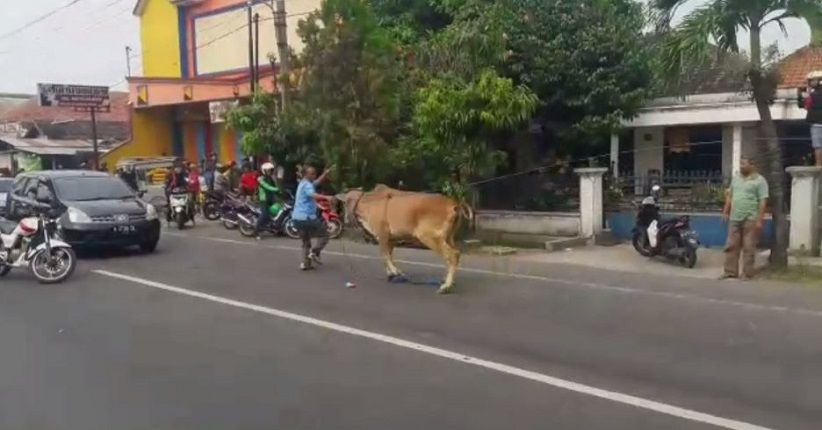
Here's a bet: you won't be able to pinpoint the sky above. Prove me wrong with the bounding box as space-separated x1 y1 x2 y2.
0 0 814 94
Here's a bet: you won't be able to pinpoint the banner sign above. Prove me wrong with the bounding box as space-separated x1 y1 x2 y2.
37 83 110 109
209 100 238 123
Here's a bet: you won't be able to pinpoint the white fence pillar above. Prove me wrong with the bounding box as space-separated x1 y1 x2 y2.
732 123 742 175
575 167 608 238
786 166 822 256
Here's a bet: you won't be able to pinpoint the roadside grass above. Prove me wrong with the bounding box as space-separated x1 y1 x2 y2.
764 265 822 286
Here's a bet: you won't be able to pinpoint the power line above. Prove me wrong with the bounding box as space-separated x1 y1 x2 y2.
0 0 85 42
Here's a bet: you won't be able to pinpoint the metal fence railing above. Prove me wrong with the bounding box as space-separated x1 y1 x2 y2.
605 170 729 213
473 170 580 212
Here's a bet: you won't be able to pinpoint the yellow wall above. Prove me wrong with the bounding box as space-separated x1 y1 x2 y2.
140 0 181 77
102 107 174 170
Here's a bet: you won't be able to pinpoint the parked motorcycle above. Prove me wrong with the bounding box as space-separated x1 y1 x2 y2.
237 202 298 239
632 185 699 268
217 194 252 230
201 190 226 221
0 201 76 284
168 188 196 229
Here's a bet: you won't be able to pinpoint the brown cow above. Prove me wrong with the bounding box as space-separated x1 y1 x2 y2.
338 185 472 294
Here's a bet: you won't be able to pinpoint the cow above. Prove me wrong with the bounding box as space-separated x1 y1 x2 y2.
338 185 473 294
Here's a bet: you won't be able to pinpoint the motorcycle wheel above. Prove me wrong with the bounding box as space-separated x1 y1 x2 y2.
681 248 698 268
326 219 343 239
632 231 654 257
222 216 239 230
239 219 258 237
176 212 187 230
203 201 221 221
30 247 76 284
284 217 301 240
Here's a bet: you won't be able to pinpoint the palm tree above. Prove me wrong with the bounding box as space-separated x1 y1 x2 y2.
654 0 822 268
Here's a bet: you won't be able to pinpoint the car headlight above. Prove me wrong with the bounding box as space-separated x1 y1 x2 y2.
67 207 92 223
145 203 158 220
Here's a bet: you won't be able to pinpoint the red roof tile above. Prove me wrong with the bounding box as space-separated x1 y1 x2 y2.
778 45 822 89
0 91 129 123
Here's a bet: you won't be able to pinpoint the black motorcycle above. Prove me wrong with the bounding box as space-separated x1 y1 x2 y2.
217 194 249 230
632 185 699 268
202 190 228 221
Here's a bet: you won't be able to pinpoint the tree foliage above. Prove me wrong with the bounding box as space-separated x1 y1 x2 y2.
393 70 538 195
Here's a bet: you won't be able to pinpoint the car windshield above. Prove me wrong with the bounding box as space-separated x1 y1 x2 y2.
54 177 135 201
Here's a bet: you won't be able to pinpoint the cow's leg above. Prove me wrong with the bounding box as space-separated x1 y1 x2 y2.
439 240 460 294
415 233 457 294
378 235 403 278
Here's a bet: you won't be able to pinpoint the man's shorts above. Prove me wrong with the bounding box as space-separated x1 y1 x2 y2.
812 124 822 150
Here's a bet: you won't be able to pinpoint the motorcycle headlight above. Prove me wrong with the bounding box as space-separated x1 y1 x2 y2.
67 207 92 223
145 203 158 220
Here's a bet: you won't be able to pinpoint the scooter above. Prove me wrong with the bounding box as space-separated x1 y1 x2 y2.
0 202 76 284
168 187 196 229
631 185 699 268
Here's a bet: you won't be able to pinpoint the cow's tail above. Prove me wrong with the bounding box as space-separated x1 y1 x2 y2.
458 202 475 233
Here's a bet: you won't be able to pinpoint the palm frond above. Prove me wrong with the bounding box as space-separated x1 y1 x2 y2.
658 2 745 80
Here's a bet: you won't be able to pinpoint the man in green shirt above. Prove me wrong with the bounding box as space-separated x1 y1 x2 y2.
721 157 769 280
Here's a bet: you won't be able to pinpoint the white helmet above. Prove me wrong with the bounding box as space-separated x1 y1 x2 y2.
261 162 275 173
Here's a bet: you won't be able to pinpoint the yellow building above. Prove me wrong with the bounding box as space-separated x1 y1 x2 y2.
105 0 319 168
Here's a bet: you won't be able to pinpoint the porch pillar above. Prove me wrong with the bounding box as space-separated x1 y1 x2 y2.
609 133 619 178
575 167 608 238
786 166 822 256
732 123 742 175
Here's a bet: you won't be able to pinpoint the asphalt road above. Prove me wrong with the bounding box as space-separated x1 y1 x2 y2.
2 223 822 430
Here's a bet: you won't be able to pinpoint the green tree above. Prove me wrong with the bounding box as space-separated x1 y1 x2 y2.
393 70 538 198
654 0 822 268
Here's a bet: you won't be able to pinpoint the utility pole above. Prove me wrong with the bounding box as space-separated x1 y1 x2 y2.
254 13 260 90
273 0 289 108
125 46 132 77
246 0 256 93
90 107 99 170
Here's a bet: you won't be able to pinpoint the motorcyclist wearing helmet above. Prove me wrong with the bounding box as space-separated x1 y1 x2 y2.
164 159 190 222
255 162 284 238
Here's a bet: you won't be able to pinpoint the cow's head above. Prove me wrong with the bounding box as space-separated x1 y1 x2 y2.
336 189 364 227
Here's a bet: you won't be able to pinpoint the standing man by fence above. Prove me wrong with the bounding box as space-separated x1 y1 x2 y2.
799 71 822 167
720 157 769 280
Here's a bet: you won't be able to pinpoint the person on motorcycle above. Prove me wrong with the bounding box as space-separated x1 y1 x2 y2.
255 162 284 239
164 159 190 222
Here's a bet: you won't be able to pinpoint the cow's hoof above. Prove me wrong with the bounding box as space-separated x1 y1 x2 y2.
388 273 408 283
437 285 453 295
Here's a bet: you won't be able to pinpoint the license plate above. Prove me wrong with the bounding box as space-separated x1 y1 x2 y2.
113 225 136 234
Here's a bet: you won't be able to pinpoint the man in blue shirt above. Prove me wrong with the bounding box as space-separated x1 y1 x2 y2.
292 164 334 270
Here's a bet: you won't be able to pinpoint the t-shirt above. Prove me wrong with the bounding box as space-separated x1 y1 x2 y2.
730 173 769 222
292 179 317 221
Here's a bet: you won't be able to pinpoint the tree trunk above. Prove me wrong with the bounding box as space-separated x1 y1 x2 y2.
750 26 789 268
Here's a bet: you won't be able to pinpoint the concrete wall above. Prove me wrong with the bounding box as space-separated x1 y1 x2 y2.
606 211 775 248
139 0 182 78
476 210 580 237
633 127 664 176
102 107 174 170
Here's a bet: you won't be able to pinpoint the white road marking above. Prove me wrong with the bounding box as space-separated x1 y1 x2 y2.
94 269 771 430
164 232 822 318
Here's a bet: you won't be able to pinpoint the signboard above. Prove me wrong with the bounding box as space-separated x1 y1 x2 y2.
209 100 238 123
37 83 110 109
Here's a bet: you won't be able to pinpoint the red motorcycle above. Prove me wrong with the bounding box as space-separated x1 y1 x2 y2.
318 200 343 239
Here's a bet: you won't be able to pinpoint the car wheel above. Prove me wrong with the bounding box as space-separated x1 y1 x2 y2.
139 240 158 253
